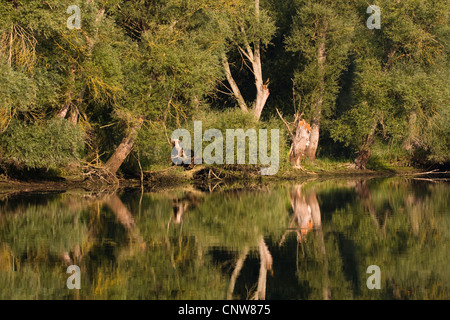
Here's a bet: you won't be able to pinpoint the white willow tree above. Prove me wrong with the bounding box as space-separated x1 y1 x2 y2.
285 0 356 161
216 0 276 120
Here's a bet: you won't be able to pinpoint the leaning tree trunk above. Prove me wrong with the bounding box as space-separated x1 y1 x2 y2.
104 119 143 175
354 122 377 169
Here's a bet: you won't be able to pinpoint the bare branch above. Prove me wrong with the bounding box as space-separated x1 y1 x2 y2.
276 108 294 139
237 45 252 61
239 26 255 63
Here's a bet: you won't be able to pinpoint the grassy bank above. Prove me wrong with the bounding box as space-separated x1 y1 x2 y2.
0 157 426 195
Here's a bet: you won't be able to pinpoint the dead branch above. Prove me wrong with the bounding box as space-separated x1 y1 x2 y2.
275 108 294 139
401 169 447 176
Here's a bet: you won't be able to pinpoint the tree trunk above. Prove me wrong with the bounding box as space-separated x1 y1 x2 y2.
252 36 269 121
305 119 320 160
68 85 87 125
222 52 248 112
68 106 79 125
289 118 311 168
253 75 270 121
405 194 421 237
354 122 377 169
56 67 76 119
56 103 70 119
354 145 372 170
104 119 143 175
221 0 269 121
305 34 326 160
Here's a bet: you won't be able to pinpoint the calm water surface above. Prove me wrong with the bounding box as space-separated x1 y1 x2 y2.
0 177 448 299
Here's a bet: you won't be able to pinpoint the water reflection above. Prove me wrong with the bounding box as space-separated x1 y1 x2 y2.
280 185 322 243
0 177 448 299
170 191 204 225
279 185 330 300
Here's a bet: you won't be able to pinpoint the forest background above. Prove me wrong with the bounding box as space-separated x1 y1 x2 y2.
0 0 448 183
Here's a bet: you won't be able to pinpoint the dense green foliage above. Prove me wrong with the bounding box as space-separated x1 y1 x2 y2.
1 119 85 168
0 0 448 178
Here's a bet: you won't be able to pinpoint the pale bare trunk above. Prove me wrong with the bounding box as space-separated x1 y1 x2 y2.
290 185 309 232
222 52 248 112
253 74 270 121
290 186 330 299
289 117 311 168
56 103 70 119
305 120 320 160
290 185 315 240
252 38 269 121
221 0 269 121
306 190 321 231
172 199 189 224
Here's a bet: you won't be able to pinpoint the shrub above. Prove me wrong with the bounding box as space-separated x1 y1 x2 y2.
135 108 288 170
0 119 85 169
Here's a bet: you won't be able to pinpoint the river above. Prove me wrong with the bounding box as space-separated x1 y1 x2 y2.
0 176 448 299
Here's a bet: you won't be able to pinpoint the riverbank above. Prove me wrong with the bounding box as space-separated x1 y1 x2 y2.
0 161 428 196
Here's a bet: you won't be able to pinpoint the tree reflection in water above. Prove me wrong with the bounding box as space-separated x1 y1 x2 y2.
0 177 448 299
278 185 330 300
